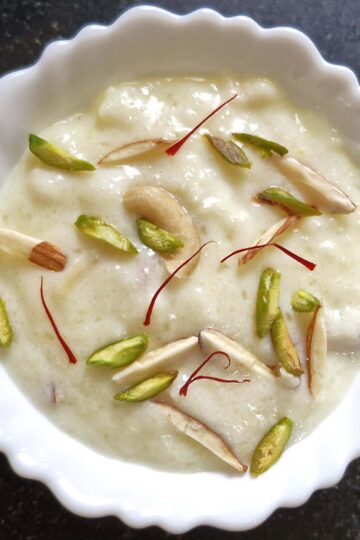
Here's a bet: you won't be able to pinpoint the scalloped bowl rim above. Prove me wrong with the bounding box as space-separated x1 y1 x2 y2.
0 6 360 533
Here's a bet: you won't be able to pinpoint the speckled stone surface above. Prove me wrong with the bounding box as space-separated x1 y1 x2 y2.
1 1 360 538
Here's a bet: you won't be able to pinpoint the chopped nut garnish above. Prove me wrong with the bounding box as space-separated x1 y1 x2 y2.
0 299 12 348
232 133 288 157
75 215 138 254
29 134 95 171
113 371 178 402
154 401 247 473
306 306 327 398
273 155 356 214
112 336 198 385
250 417 293 476
256 268 281 338
199 328 274 381
204 134 251 167
291 289 320 312
271 310 303 376
87 334 148 369
123 186 200 277
136 218 184 253
0 227 66 271
238 215 300 266
99 138 173 164
255 187 321 217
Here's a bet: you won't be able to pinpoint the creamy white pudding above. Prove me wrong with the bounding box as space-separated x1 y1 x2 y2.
0 76 359 472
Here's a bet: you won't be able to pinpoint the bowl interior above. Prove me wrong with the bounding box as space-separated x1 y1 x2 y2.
0 6 360 533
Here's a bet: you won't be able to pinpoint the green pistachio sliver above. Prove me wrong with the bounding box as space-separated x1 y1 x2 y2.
87 334 148 368
136 219 184 253
29 134 96 171
232 132 288 157
0 299 12 348
113 371 178 402
256 268 281 338
255 187 321 217
75 215 138 254
204 134 251 168
291 289 320 312
271 310 303 376
250 417 293 476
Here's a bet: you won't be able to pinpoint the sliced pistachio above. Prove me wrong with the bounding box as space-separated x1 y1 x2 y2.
250 417 293 476
123 186 200 277
239 215 300 266
306 306 327 398
256 268 281 338
29 134 95 171
154 401 247 473
273 155 356 214
255 187 321 217
271 310 303 376
87 334 148 368
204 134 251 167
199 328 274 381
75 215 137 254
112 336 198 385
114 371 177 402
232 133 288 157
291 289 320 312
0 299 12 348
99 138 173 164
136 218 184 253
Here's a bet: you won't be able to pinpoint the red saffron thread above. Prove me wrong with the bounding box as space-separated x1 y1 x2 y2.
165 94 238 156
179 350 250 397
143 241 214 326
220 242 316 271
40 276 77 364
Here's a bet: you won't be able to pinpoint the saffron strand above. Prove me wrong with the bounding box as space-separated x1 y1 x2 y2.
220 242 316 271
166 94 238 156
40 277 77 364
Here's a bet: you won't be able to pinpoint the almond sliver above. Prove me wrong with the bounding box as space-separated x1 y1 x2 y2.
239 215 300 266
307 306 327 398
0 228 66 271
154 401 247 473
112 336 198 386
99 138 173 164
273 155 356 214
199 328 274 381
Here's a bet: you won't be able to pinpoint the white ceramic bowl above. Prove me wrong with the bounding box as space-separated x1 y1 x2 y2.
1 6 360 533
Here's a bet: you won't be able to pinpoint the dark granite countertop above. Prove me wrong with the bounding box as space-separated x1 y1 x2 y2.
1 1 360 538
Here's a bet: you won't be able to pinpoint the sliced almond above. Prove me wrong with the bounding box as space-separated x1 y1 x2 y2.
273 155 356 214
199 328 274 381
199 328 297 389
123 186 200 277
154 401 247 473
238 215 300 266
0 228 66 271
306 306 327 399
112 335 198 386
99 138 173 164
